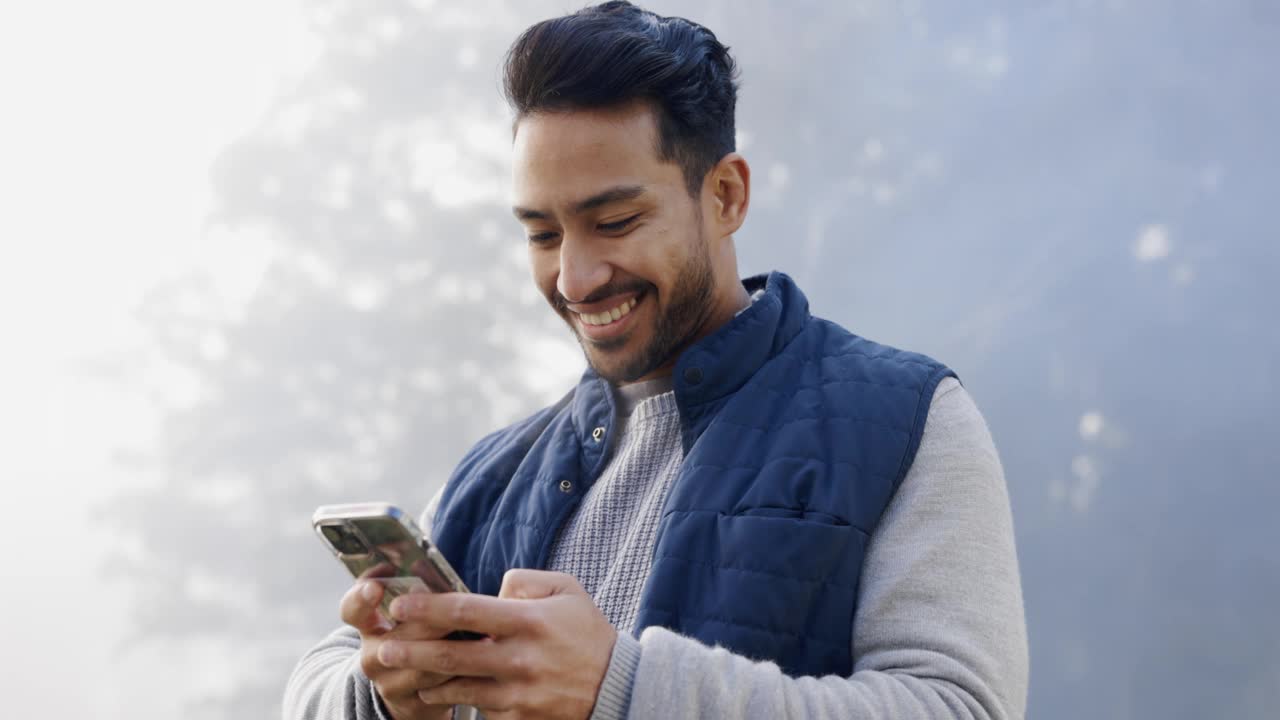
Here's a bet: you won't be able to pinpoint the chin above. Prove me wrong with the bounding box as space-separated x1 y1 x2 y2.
584 348 638 384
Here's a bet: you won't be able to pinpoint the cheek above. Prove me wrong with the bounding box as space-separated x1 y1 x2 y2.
529 247 559 299
651 229 695 288
621 225 670 276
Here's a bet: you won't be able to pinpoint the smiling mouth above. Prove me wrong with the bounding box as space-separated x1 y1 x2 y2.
576 295 640 326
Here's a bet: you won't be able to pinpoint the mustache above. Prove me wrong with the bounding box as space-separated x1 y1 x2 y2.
552 280 652 312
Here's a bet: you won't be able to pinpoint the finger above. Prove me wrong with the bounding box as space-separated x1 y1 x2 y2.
390 592 530 637
367 665 437 703
379 667 453 696
379 636 514 678
417 676 513 711
341 581 391 634
361 639 453 693
389 589 535 632
385 617 453 642
497 568 584 600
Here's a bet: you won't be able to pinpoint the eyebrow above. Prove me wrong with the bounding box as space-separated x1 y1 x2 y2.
512 184 647 221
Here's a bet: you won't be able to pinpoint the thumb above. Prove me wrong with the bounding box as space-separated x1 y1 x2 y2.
340 580 393 635
497 569 584 600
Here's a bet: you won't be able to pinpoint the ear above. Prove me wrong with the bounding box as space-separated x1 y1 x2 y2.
705 152 750 239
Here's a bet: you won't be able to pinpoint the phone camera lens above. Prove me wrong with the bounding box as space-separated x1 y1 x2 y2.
320 524 367 555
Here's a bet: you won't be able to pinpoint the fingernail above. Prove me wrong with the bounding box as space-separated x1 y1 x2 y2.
361 582 379 601
388 597 406 620
378 642 403 666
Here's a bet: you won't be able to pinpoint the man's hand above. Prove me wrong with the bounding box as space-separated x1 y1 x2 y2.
376 570 618 720
340 581 455 720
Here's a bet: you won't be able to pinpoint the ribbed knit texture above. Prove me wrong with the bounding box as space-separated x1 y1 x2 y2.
545 380 682 635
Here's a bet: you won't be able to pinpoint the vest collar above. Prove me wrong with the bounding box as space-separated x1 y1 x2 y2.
672 271 809 410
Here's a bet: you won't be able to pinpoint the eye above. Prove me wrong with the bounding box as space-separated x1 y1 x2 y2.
527 231 559 245
598 215 639 234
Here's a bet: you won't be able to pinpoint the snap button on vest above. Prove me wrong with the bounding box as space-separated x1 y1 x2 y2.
558 479 572 493
683 367 704 385
591 426 605 442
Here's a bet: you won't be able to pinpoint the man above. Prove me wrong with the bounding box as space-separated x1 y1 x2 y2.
284 2 1028 719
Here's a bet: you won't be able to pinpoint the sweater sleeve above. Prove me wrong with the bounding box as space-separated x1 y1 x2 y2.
613 377 1029 720
281 625 396 720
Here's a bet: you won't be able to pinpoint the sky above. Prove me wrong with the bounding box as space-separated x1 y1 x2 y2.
0 1 314 715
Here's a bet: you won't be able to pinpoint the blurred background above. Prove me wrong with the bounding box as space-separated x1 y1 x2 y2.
2 0 1277 717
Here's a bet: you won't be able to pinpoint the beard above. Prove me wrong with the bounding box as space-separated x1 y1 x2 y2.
553 239 717 385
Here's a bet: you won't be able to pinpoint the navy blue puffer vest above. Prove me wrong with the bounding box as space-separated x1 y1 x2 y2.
432 272 955 677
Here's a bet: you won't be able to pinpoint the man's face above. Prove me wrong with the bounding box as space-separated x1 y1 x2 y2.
512 103 716 384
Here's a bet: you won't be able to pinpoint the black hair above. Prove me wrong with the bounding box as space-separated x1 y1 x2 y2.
503 1 740 196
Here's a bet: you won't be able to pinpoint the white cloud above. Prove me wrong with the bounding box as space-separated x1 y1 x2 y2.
1079 411 1104 439
1134 224 1171 262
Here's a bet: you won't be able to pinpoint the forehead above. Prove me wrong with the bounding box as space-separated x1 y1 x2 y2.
511 104 679 209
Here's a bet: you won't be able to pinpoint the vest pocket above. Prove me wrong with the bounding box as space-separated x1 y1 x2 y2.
641 508 865 676
713 509 862 586
731 504 851 527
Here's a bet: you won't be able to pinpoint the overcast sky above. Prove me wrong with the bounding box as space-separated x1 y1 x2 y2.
0 2 312 715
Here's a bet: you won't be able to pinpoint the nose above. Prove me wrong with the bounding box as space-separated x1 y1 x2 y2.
556 232 612 304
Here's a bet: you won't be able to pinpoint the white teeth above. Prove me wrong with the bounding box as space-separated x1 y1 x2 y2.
580 297 638 326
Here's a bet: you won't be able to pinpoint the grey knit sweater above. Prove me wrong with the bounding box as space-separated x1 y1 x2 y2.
544 377 682 637
283 376 1029 720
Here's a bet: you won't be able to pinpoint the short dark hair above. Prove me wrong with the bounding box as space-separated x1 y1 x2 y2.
503 1 740 196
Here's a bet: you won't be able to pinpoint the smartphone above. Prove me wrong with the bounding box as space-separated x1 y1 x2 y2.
313 501 479 637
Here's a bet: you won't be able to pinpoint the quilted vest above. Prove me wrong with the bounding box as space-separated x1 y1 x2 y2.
431 271 955 677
